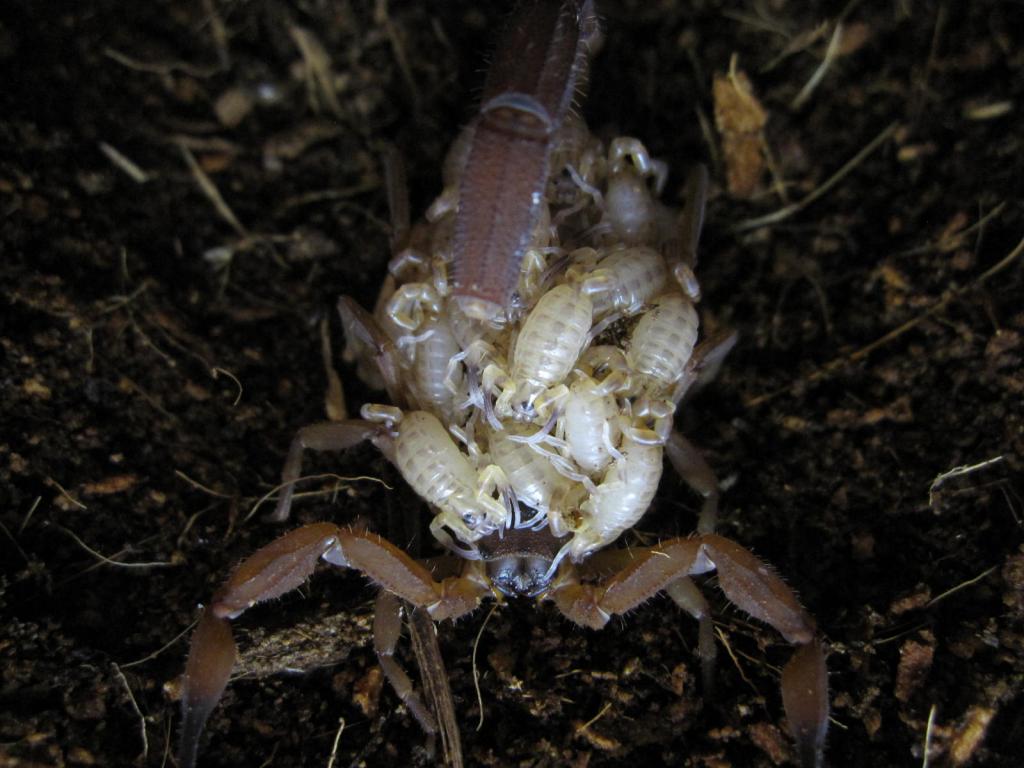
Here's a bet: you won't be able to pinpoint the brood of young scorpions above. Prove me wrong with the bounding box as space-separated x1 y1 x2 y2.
178 2 829 766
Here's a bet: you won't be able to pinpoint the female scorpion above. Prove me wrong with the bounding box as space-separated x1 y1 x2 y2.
178 3 829 766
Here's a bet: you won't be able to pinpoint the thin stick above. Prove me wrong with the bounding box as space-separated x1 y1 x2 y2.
244 474 391 523
121 620 198 669
210 366 244 406
289 26 343 118
926 566 998 609
112 663 149 763
928 456 1005 510
732 121 899 233
19 496 41 534
790 21 844 110
174 470 234 499
100 142 150 184
178 141 248 238
893 201 1006 257
472 604 498 732
103 47 220 78
408 606 463 768
324 718 346 768
575 701 612 733
376 0 419 112
747 232 1024 407
159 714 172 768
55 524 179 569
715 626 757 692
47 476 87 510
0 520 29 564
922 703 937 768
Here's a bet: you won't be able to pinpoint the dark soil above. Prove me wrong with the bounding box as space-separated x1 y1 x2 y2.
2 2 1022 767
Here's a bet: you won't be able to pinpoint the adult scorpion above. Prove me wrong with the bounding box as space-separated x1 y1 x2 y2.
178 2 829 765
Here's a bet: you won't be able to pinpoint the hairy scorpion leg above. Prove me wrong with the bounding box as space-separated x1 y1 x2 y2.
665 430 721 535
337 296 407 409
549 534 828 768
178 524 491 768
677 163 709 271
267 418 385 523
373 591 439 736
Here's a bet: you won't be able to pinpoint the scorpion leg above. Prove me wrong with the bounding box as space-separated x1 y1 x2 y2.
662 429 723 693
575 547 717 694
664 430 720 535
678 163 709 269
337 295 406 408
382 143 411 251
672 328 739 402
373 591 439 736
549 534 827 768
269 419 384 523
179 524 491 768
665 576 717 693
660 163 708 303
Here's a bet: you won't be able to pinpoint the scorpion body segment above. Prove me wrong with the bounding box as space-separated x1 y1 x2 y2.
562 375 621 474
627 292 700 387
391 410 506 539
511 283 593 389
588 244 671 316
571 434 663 560
180 4 829 767
410 315 463 418
488 425 571 519
452 0 600 322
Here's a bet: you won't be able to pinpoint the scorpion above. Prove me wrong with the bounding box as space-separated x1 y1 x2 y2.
178 2 829 766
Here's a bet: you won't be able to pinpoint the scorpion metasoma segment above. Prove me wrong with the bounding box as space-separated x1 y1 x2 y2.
178 2 829 766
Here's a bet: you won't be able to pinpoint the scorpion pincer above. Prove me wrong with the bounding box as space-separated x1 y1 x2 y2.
177 2 830 767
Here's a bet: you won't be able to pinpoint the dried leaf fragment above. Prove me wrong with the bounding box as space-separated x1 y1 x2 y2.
950 706 994 765
81 474 140 497
713 65 768 198
894 632 934 702
352 665 383 718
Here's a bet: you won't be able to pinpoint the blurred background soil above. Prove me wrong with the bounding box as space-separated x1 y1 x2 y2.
1 1 1022 766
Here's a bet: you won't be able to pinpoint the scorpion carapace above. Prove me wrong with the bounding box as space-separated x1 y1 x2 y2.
178 2 829 766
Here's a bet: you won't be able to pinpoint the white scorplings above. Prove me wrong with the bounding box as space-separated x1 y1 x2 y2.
349 127 713 567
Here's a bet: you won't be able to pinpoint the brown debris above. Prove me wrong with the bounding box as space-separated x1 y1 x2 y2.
747 721 790 765
889 588 932 617
712 65 768 198
950 706 995 766
352 665 383 718
1002 547 1024 616
214 86 254 128
80 474 139 497
894 632 935 702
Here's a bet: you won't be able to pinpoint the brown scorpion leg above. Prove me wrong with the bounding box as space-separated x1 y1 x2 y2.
672 328 739 402
578 546 717 693
665 576 718 693
678 163 709 269
178 524 491 768
372 588 466 767
549 534 828 768
665 430 721 535
373 591 439 737
268 419 385 523
337 296 407 409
